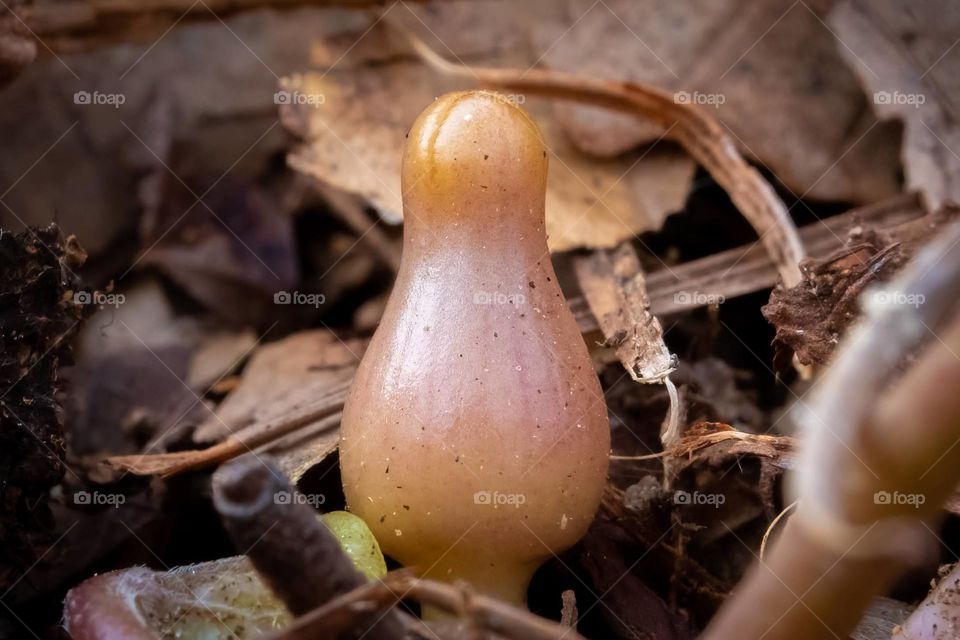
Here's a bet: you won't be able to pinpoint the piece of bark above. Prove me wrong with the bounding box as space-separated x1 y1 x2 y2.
0 224 85 592
763 204 959 368
637 192 926 319
193 330 361 443
560 590 578 628
574 242 676 383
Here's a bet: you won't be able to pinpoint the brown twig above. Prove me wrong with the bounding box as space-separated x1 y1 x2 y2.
212 453 408 639
388 574 589 640
267 571 587 640
104 379 349 476
390 19 805 288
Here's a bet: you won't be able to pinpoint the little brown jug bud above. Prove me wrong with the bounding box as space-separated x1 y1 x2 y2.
340 90 610 606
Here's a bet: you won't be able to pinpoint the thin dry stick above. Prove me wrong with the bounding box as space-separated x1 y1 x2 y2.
759 499 798 560
389 575 591 640
105 379 350 476
391 21 805 288
267 571 588 640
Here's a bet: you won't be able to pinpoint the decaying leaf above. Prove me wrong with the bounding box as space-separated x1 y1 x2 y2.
67 280 257 458
530 0 902 203
830 0 960 211
0 8 368 257
282 66 695 252
64 556 290 640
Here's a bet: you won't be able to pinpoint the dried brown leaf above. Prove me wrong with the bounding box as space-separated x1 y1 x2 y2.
282 64 695 252
530 0 902 203
830 0 960 210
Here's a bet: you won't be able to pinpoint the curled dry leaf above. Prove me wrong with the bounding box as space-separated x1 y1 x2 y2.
830 0 960 211
530 0 902 204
